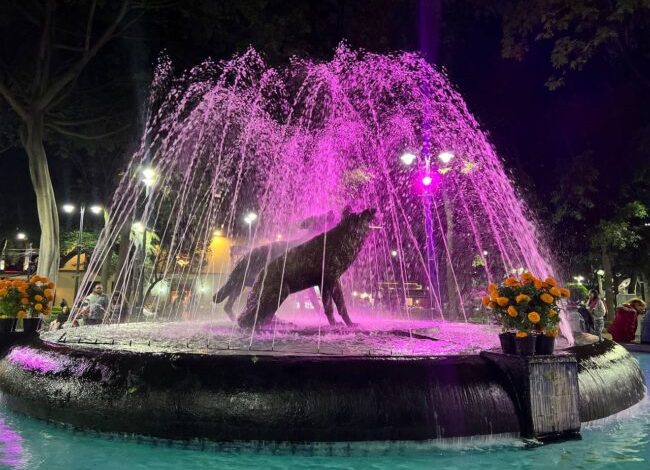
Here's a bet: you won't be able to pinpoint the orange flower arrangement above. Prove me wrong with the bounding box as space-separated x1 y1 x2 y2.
482 271 566 336
0 276 55 319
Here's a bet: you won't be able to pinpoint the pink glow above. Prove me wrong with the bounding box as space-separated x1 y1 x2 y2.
7 347 63 374
77 44 570 344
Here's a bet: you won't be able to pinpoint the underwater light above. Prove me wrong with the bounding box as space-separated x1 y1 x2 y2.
422 175 433 186
390 250 398 257
244 212 258 224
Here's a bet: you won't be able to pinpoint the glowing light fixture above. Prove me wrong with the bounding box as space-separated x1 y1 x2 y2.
90 205 103 215
62 204 75 214
390 250 398 257
422 175 433 186
400 152 417 165
437 151 455 164
16 232 27 241
596 269 605 276
573 275 585 284
244 212 258 225
141 167 157 188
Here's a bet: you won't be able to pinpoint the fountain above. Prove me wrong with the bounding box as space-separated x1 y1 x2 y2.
0 45 644 443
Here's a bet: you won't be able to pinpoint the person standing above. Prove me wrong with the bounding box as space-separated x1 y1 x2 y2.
80 283 109 325
587 289 606 341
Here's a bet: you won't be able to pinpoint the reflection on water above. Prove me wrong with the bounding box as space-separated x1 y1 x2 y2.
0 354 648 469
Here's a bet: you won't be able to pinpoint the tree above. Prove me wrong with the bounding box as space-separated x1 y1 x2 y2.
0 1 170 281
493 0 650 90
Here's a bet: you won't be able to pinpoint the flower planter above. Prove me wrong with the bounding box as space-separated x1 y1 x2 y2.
536 335 555 355
498 332 516 354
22 317 41 334
0 318 15 333
515 335 536 356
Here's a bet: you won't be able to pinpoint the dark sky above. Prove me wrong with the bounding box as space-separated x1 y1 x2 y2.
1 1 647 243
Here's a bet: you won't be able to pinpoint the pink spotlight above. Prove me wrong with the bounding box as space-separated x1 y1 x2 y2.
422 175 433 186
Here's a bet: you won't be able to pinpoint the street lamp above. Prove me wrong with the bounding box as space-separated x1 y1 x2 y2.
437 151 454 165
61 203 103 297
573 275 585 285
400 152 417 166
16 232 27 241
244 212 257 244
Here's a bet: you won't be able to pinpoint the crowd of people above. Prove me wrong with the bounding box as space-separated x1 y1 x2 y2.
577 289 647 343
49 283 130 330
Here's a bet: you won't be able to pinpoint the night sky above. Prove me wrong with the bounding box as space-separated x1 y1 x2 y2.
1 1 647 243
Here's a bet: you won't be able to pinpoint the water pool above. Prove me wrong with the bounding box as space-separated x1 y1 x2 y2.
1 354 648 470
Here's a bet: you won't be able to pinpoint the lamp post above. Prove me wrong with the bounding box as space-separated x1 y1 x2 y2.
596 269 605 295
61 204 103 297
244 212 257 245
138 167 157 314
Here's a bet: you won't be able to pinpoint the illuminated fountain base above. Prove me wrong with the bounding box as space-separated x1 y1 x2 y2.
0 321 644 443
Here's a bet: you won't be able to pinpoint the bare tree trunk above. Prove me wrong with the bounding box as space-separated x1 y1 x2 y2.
20 115 60 282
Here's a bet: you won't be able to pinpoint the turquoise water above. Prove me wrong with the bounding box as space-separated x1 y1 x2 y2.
1 355 649 470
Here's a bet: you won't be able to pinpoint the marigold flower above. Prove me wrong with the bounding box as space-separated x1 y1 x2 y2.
544 276 558 287
516 294 531 304
47 282 55 289
507 306 518 317
482 295 491 306
504 277 520 287
533 279 544 289
34 294 43 302
545 328 559 337
34 303 43 311
521 272 535 284
488 283 497 293
30 276 40 283
549 287 562 297
540 293 554 304
548 309 558 317
0 289 7 297
496 297 510 307
559 288 571 298
17 310 26 319
19 297 29 305
528 311 541 323
516 331 528 338
488 301 496 309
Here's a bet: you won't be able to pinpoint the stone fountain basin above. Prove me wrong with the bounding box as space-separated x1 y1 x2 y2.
0 321 644 442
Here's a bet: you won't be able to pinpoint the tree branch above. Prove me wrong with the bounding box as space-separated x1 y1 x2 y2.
0 81 29 121
53 43 86 52
46 122 130 140
85 0 97 51
37 0 131 110
33 0 55 96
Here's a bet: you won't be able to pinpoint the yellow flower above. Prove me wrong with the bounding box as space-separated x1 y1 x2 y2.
47 282 55 289
496 297 510 307
17 310 27 319
549 287 562 297
527 311 541 323
544 276 558 287
0 288 7 297
44 289 54 300
30 275 40 283
533 279 544 290
559 288 571 298
19 297 29 305
482 295 491 306
34 294 43 302
507 306 518 317
548 309 558 317
516 294 531 304
488 283 497 293
516 331 528 338
34 303 43 312
540 293 554 304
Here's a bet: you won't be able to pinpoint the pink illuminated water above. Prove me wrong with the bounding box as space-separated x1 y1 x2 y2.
77 45 571 347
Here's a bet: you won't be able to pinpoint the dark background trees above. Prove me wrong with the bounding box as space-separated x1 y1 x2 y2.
1 0 648 297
